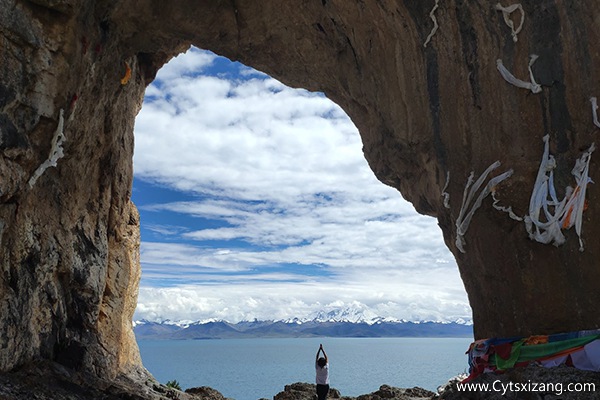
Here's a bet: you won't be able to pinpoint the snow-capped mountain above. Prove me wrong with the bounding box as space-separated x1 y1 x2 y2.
268 304 471 326
310 305 383 324
273 303 403 325
134 307 473 340
135 304 472 329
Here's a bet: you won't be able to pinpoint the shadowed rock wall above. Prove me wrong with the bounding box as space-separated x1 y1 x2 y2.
1 0 599 380
0 0 145 377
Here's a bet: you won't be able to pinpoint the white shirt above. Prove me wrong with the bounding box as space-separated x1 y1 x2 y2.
315 361 329 385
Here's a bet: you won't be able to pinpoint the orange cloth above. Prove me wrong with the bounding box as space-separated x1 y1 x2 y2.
524 335 549 345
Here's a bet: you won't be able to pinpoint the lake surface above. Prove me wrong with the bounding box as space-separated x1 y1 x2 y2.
137 337 472 400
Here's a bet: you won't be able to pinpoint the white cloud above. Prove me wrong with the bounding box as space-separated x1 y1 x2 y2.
134 67 365 202
135 277 470 324
133 47 470 323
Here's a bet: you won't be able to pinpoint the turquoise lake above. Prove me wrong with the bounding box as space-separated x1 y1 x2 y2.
137 337 472 400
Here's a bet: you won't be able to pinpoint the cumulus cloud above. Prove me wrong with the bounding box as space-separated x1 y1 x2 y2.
135 276 471 324
132 47 470 323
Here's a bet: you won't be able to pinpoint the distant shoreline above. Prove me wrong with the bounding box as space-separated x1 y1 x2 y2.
136 334 474 340
134 319 473 340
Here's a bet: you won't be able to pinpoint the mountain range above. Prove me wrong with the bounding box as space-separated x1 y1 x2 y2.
134 311 473 340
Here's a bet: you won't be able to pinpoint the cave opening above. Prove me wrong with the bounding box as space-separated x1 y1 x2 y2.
130 47 470 395
4 2 600 396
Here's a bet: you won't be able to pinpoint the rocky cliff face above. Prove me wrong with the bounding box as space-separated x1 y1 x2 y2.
0 0 146 377
1 0 599 381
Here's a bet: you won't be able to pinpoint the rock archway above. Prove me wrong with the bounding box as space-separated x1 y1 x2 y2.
1 0 599 381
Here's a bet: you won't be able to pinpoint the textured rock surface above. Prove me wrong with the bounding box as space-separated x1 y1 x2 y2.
1 0 600 387
273 382 342 400
0 0 146 378
185 386 232 400
272 382 434 400
436 365 600 399
0 360 205 400
354 385 435 400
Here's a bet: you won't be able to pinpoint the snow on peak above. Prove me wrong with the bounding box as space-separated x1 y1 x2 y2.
133 307 472 326
309 304 397 325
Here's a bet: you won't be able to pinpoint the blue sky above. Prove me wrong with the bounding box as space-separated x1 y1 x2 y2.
132 47 471 323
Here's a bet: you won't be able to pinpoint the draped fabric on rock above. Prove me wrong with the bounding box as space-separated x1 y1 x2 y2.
465 329 600 382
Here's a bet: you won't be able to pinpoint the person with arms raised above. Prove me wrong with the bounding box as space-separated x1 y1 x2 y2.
315 344 329 400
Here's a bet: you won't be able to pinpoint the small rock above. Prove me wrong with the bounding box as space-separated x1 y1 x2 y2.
185 386 229 400
356 384 434 400
273 382 341 400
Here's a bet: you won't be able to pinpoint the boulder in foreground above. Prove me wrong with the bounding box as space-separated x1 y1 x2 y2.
273 382 434 400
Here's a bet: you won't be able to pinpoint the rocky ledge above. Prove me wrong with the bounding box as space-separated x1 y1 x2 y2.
2 362 600 400
272 382 434 400
0 361 227 400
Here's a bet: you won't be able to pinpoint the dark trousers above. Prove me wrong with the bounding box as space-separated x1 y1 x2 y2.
316 384 329 400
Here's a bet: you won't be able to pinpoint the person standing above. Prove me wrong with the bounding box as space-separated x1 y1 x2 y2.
315 344 329 400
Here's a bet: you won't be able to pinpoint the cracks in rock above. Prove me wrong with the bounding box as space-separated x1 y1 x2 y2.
327 16 361 74
231 0 242 51
402 0 448 171
344 33 361 75
454 0 482 109
424 47 447 173
528 1 572 154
